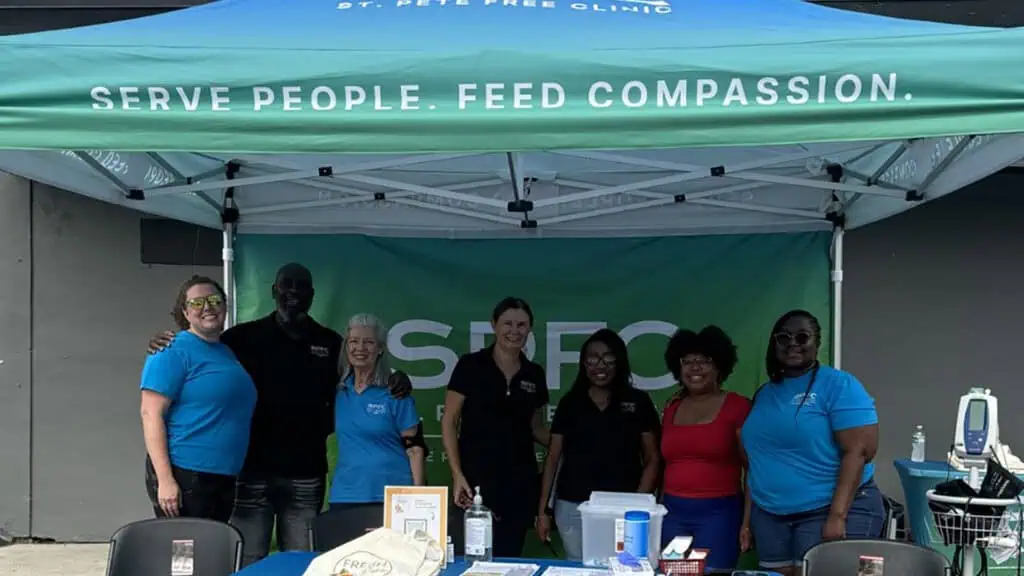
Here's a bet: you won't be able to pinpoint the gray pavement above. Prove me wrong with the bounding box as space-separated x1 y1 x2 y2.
0 543 109 576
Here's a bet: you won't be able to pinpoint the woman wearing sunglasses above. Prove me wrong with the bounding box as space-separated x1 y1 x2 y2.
139 275 257 522
535 329 660 561
740 310 883 576
659 326 750 570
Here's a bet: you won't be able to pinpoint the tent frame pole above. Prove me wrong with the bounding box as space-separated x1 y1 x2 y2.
831 225 845 369
221 162 240 329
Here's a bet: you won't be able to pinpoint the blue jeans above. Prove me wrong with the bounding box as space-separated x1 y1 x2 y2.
749 479 885 569
662 493 743 570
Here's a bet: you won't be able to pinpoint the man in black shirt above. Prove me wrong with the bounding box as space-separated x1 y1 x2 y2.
148 263 412 566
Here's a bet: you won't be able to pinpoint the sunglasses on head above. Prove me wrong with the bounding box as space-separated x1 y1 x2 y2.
185 294 224 310
585 354 617 367
773 331 814 347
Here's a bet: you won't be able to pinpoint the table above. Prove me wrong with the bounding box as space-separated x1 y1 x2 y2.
894 458 1024 572
234 554 581 576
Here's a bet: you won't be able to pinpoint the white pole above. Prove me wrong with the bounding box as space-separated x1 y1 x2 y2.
222 223 235 329
831 226 845 369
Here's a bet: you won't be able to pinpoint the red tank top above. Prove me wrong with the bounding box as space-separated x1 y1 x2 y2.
660 391 752 498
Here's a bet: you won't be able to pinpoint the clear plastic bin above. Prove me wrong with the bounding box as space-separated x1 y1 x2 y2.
577 491 668 567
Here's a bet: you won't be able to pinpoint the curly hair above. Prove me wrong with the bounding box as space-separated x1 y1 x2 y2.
171 275 226 331
663 325 739 383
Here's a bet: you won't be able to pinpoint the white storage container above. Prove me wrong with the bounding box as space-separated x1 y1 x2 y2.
577 491 667 568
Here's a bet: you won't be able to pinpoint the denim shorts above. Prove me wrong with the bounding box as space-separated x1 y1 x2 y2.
749 479 885 568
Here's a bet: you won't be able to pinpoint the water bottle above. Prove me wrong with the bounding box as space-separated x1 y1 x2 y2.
446 536 454 565
464 486 493 562
911 425 926 462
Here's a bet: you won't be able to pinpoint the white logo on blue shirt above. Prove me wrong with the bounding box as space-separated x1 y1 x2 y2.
791 392 818 407
366 403 386 415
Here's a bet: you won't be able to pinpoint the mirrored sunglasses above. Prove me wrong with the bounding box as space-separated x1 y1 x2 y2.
185 294 224 310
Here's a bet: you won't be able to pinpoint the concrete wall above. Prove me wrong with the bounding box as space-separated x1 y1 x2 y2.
844 171 1024 496
0 174 218 541
0 171 1021 539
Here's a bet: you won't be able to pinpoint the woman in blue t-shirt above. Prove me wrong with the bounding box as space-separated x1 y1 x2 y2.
739 310 883 576
139 275 257 522
328 314 424 517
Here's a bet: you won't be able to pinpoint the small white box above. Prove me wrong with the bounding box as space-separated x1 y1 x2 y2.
577 492 667 568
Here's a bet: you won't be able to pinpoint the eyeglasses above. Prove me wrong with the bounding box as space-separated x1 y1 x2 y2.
773 331 814 347
681 357 713 368
185 294 224 310
584 354 617 367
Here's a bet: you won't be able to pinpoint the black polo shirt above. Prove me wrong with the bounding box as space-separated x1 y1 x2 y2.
448 346 548 497
221 313 342 479
551 386 660 504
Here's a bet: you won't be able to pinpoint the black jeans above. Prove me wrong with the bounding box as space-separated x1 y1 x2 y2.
231 475 325 567
144 457 235 523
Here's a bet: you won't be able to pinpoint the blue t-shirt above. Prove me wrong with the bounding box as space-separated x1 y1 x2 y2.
740 365 877 515
140 331 257 476
329 376 420 504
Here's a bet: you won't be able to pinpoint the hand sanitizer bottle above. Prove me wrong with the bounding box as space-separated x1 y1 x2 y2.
911 425 926 462
464 486 493 562
446 536 454 565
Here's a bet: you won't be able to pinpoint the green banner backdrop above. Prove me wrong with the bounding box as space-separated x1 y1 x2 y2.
234 232 831 485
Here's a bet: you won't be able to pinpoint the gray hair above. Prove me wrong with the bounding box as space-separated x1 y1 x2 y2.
339 313 391 389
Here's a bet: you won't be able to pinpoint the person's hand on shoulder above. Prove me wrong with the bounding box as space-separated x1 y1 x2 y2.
388 370 413 399
147 330 177 355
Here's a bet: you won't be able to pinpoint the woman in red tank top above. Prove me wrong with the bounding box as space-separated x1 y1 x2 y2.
659 326 751 570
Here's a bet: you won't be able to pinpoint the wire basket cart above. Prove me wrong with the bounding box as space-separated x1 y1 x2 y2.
927 491 1024 575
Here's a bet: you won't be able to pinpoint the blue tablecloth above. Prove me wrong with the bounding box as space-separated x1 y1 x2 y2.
234 554 581 576
233 553 781 576
893 458 967 548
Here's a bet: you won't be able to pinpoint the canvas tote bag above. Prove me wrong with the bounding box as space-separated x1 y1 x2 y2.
303 528 444 576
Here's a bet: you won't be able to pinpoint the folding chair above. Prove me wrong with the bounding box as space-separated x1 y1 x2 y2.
106 517 243 576
803 538 948 576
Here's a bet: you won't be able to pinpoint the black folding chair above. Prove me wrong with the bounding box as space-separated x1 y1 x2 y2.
803 538 949 576
106 517 243 576
310 505 384 552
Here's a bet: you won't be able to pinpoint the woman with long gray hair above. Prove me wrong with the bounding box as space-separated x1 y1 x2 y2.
327 313 425 512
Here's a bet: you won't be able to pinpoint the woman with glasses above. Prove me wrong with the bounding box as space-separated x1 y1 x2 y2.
535 329 660 561
740 310 882 576
139 275 257 521
659 326 751 569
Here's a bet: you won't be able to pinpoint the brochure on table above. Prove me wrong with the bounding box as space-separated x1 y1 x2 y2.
383 485 449 560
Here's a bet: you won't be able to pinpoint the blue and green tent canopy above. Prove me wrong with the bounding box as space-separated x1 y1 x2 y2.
0 0 1021 236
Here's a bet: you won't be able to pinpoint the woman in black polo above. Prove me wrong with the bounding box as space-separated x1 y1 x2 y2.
441 297 550 557
535 329 661 561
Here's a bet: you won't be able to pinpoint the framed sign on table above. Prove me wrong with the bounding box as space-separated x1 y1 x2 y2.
383 486 450 561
